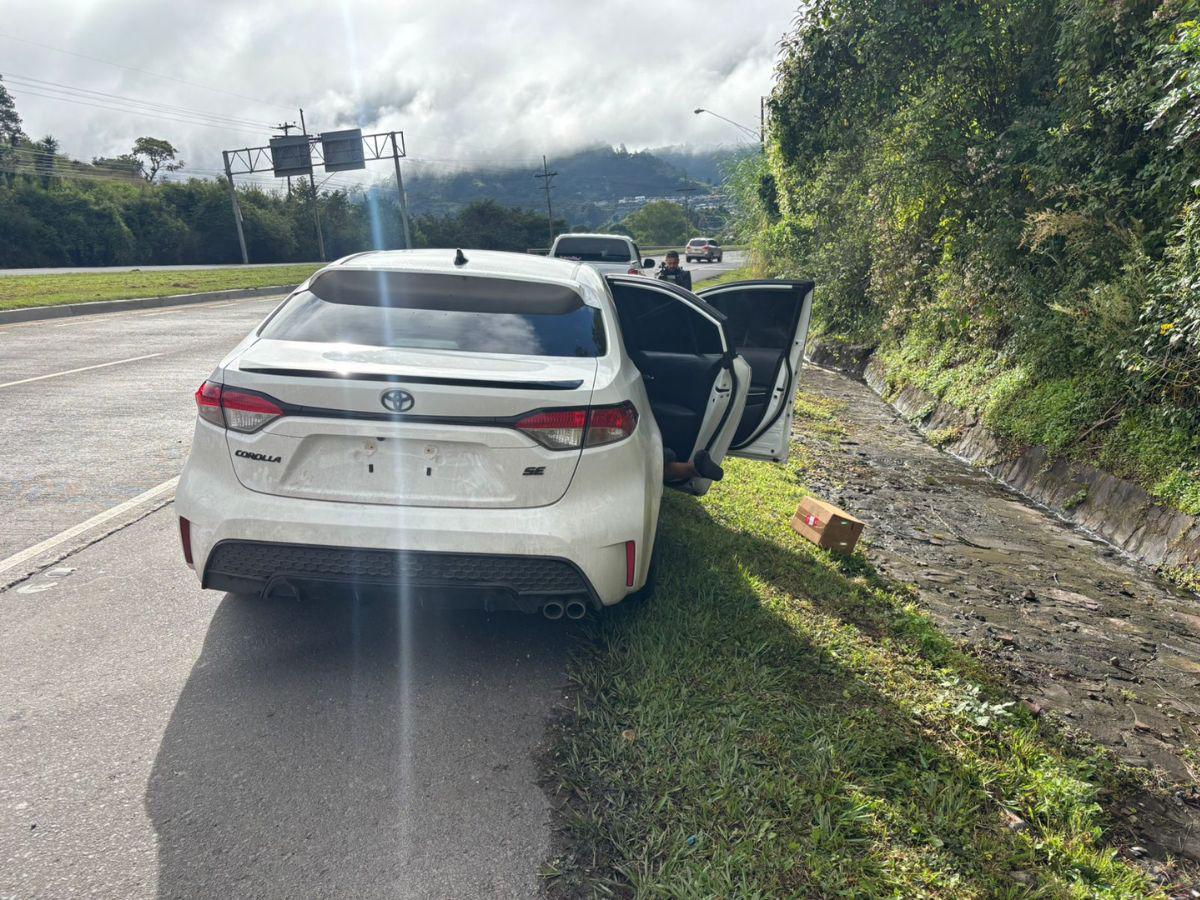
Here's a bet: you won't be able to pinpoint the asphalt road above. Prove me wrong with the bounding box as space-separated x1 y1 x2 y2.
0 253 743 898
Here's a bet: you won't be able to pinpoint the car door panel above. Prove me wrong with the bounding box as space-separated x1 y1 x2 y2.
696 280 815 462
636 350 727 460
605 275 750 495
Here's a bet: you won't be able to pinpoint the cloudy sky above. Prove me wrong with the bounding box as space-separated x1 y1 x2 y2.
0 1 790 188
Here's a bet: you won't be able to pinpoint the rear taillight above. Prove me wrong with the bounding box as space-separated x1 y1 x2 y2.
627 266 640 275
195 381 224 427
221 388 284 433
514 409 588 450
194 380 285 433
585 402 638 447
514 403 638 450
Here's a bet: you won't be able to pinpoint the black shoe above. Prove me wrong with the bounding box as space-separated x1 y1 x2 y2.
693 450 724 481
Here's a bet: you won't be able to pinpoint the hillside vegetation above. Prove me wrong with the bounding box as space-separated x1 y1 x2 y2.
0 77 726 268
739 0 1200 520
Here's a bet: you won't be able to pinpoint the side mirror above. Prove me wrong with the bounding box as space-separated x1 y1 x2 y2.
643 258 655 268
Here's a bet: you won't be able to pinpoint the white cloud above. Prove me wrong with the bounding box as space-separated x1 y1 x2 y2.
0 0 787 186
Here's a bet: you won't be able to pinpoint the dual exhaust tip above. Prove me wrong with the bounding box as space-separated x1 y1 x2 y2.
542 599 587 620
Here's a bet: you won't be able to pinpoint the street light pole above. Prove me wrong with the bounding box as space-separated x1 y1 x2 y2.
693 106 764 148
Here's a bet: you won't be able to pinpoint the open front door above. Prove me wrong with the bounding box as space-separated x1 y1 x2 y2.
696 280 814 462
605 275 751 495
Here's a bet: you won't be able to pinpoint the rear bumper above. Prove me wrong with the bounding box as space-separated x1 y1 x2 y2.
203 541 598 612
175 417 662 607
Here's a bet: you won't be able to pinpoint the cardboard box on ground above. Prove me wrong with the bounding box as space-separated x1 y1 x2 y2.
791 497 865 555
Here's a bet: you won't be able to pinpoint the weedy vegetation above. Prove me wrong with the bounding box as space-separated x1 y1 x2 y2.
544 393 1160 898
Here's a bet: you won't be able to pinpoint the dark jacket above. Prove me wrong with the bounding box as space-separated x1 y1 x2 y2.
656 264 692 291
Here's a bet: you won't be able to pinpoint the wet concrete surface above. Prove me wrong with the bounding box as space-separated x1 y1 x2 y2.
798 363 1200 862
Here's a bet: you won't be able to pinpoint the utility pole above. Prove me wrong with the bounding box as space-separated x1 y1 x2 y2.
390 132 413 249
298 108 326 261
535 155 557 247
222 150 249 264
272 120 298 195
760 95 767 149
678 184 700 232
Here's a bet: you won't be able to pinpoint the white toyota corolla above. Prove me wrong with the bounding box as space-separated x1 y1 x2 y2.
175 249 812 618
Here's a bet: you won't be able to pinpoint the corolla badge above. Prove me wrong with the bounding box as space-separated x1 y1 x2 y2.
380 389 415 413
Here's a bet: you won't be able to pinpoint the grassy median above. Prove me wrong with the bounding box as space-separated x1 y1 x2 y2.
543 392 1160 897
0 264 322 311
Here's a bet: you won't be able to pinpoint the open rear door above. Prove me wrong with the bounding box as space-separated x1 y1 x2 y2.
695 280 814 462
605 275 751 495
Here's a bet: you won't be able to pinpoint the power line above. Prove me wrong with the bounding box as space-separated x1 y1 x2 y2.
0 152 368 191
4 88 268 139
1 73 273 129
6 131 375 192
0 30 295 112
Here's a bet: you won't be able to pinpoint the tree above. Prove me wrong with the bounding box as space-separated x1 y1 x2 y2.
620 200 691 247
0 75 23 147
91 154 145 179
132 136 183 182
415 200 566 251
33 135 58 186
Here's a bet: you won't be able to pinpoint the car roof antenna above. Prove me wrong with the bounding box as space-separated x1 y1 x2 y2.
453 248 468 266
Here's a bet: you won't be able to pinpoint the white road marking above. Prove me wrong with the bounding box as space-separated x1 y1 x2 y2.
0 353 163 388
0 477 179 575
134 298 251 317
0 295 277 333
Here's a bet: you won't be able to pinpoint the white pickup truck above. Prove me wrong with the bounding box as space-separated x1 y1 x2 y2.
549 233 656 277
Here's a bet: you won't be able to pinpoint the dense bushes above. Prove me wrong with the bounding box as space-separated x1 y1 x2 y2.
0 173 565 267
0 176 379 266
740 0 1200 515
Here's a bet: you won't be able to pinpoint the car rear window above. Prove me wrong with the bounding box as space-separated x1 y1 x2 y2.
260 270 606 358
552 237 631 263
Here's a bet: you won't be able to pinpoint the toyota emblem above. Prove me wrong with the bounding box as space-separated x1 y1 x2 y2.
380 389 415 413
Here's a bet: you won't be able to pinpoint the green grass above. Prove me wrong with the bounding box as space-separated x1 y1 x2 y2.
543 393 1161 897
876 330 1200 518
0 264 322 310
697 265 757 289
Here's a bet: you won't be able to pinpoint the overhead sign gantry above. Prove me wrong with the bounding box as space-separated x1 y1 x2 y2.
220 129 412 264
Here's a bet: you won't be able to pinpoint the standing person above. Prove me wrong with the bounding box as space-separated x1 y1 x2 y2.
656 250 692 290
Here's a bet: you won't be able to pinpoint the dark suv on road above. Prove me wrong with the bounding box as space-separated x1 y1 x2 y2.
685 238 723 263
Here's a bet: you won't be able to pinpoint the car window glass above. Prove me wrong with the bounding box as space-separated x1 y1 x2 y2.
703 287 795 350
609 283 722 356
261 270 606 357
552 237 632 263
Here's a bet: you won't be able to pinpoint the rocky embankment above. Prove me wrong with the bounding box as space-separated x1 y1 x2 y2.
797 355 1200 871
807 341 1200 581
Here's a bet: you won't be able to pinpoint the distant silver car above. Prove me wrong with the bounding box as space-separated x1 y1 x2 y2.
685 237 723 263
